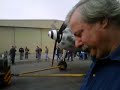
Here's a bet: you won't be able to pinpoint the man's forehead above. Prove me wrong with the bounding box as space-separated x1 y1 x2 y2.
69 8 82 26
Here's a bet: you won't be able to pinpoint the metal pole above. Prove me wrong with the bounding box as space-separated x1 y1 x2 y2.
13 27 15 46
20 66 60 75
14 74 86 77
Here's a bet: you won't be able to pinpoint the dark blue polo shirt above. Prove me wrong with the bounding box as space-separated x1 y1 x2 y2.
80 46 120 90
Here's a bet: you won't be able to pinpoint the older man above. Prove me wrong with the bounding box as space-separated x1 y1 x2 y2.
65 0 120 90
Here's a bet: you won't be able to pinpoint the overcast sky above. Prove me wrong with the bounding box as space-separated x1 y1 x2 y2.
0 0 79 20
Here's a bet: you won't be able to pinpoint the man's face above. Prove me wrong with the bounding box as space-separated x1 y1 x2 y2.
69 9 107 58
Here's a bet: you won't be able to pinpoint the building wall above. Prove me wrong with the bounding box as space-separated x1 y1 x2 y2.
0 26 55 54
41 29 54 54
0 27 14 53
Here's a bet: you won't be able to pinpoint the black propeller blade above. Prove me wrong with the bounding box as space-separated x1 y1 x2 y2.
58 22 67 34
51 22 67 66
51 40 57 66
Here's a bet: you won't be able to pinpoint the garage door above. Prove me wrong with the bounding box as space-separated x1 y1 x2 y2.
15 27 42 53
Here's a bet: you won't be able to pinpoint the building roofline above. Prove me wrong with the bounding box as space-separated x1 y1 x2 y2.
0 19 63 29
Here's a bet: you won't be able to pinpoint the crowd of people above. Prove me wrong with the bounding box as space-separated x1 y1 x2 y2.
35 46 49 61
1 45 50 65
1 45 88 65
55 46 88 62
9 46 30 64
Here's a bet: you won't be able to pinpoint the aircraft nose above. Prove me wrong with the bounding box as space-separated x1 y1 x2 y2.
48 30 58 40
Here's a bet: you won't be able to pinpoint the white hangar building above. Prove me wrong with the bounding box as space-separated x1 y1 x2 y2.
0 20 63 54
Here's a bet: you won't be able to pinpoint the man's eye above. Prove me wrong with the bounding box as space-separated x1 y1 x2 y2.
74 33 81 37
74 30 83 37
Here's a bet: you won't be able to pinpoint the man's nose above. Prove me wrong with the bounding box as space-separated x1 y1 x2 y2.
75 39 83 48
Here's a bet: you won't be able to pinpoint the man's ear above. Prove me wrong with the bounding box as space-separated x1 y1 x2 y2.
100 19 109 29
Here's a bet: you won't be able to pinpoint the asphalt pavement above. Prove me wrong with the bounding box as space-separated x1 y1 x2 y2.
1 53 92 90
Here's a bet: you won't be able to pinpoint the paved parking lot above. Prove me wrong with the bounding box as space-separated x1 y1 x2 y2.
1 54 92 90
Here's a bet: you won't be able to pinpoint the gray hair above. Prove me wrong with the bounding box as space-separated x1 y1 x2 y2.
65 0 120 25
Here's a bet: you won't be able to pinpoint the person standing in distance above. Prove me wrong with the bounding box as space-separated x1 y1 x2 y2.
9 46 16 65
